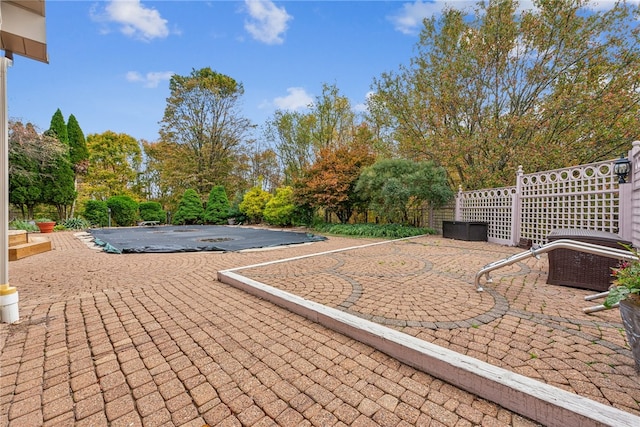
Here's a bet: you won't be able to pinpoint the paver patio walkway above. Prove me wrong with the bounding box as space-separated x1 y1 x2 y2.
1 229 639 426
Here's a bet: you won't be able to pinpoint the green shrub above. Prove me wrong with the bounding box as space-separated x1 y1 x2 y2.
313 223 436 238
204 186 230 224
264 186 296 226
62 217 90 230
83 200 109 227
8 219 38 232
173 189 204 225
139 201 165 223
239 187 272 224
106 195 139 227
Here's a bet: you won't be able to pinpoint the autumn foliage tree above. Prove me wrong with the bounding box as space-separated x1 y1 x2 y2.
296 134 376 223
370 0 640 189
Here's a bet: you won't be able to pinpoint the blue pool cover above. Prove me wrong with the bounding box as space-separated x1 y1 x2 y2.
89 225 326 254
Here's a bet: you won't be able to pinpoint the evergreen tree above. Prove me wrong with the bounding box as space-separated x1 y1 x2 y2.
172 189 204 225
67 114 89 174
47 108 68 144
66 114 89 217
44 109 76 219
203 186 230 224
355 159 454 224
41 154 76 220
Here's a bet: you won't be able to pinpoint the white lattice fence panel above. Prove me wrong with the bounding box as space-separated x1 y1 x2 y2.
459 187 516 244
520 161 620 244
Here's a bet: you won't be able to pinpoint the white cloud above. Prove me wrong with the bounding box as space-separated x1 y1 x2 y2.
388 0 637 35
94 0 169 41
354 91 374 113
388 1 454 35
126 71 173 88
273 87 313 110
244 0 292 45
388 0 546 35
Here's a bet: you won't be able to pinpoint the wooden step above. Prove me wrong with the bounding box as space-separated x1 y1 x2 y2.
9 230 28 246
9 235 52 261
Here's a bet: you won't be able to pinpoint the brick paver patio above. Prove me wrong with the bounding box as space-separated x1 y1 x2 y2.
1 230 639 426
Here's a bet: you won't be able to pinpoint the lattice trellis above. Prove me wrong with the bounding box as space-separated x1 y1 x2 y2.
519 161 619 244
459 187 516 246
456 159 622 245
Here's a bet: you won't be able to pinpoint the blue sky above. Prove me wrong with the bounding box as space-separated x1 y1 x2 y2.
5 0 627 143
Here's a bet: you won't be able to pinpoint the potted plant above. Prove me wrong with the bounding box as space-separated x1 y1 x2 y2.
604 245 640 371
35 218 56 233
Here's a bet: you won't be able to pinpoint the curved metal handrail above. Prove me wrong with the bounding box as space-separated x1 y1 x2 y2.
474 239 636 292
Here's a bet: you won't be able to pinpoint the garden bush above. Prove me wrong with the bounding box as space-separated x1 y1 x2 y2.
239 187 271 224
8 219 38 232
173 189 204 225
83 200 109 227
139 201 165 223
313 223 436 238
264 186 296 226
204 186 230 224
106 195 139 227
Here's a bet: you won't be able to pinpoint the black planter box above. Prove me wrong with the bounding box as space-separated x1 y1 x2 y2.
442 221 488 241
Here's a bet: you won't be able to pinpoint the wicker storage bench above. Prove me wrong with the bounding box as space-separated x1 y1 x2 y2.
442 221 488 241
547 229 632 291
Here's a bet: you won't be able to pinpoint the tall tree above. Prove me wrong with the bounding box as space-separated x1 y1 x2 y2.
41 154 76 220
370 0 640 189
264 110 316 184
66 114 90 216
158 67 253 195
67 114 89 174
141 139 186 210
44 109 75 219
81 131 142 201
311 83 356 149
8 121 64 178
264 83 366 185
242 143 281 192
47 108 68 144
